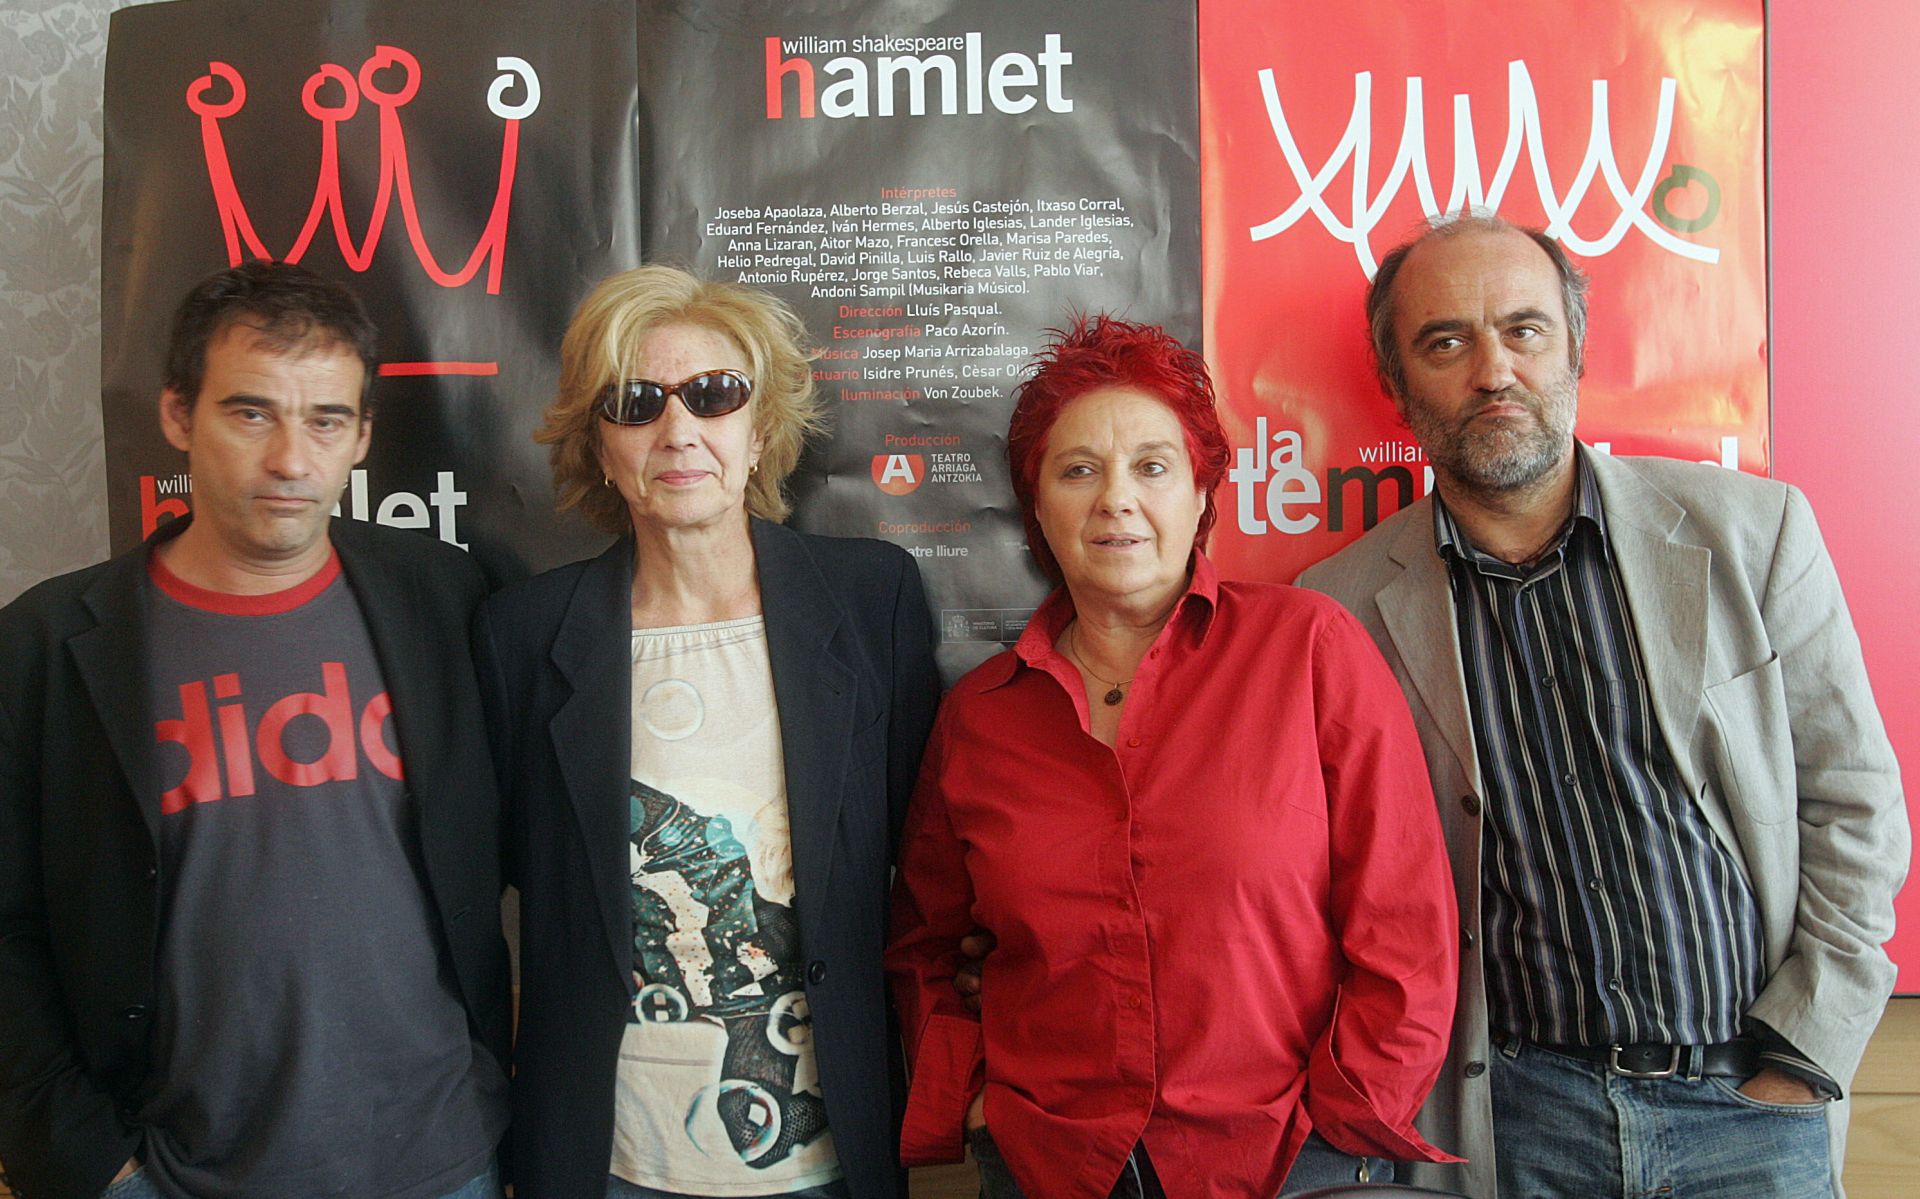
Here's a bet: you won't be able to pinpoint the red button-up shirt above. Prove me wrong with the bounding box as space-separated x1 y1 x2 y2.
886 555 1460 1199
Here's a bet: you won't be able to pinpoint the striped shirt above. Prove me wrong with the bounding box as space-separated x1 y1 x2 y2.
1436 458 1766 1048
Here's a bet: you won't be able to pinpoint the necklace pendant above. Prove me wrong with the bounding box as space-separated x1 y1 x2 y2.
1103 685 1126 706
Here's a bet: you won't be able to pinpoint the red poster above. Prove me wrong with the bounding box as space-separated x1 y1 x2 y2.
1200 0 1767 582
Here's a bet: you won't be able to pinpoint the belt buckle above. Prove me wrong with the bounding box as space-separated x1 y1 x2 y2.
1608 1044 1681 1079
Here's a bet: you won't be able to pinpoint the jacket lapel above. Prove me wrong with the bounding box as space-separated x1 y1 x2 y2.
1587 450 1710 792
549 538 639 987
71 549 163 837
751 520 855 935
334 522 442 804
1376 499 1483 791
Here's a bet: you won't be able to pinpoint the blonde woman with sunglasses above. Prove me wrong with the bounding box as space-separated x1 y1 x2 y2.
474 266 939 1199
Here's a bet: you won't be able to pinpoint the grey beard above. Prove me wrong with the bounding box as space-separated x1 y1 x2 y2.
1405 385 1576 498
1439 421 1564 491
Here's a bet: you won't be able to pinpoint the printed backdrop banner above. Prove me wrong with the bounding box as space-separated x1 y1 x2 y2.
101 0 1199 684
637 0 1200 680
1198 0 1768 583
101 0 642 581
79 1 1920 993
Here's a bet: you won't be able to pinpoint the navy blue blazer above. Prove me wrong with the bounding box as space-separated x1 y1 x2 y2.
473 519 938 1199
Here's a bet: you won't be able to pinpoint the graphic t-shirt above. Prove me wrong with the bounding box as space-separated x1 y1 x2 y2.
139 552 506 1199
610 617 840 1196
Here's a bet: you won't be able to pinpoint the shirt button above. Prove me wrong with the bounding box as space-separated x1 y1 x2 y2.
1542 675 1556 688
1461 923 1477 947
1125 993 1143 1009
1127 737 1142 748
1464 1060 1486 1078
1460 794 1481 817
807 960 827 985
1587 878 1601 892
1608 977 1623 992
122 1004 148 1021
1561 772 1577 786
1118 896 1134 912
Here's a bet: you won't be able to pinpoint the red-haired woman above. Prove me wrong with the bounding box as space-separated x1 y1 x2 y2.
885 317 1461 1199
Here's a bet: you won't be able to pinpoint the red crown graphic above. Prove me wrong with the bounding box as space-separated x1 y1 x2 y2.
186 46 541 295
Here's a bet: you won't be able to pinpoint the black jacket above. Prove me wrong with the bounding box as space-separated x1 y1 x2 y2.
0 518 512 1199
474 519 938 1199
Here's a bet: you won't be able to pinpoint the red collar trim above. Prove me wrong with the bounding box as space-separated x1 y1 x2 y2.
148 548 342 615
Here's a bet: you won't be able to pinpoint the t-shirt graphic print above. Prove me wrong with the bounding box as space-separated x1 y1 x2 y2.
611 617 839 1196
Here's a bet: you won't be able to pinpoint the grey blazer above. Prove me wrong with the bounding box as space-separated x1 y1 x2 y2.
1298 446 1908 1199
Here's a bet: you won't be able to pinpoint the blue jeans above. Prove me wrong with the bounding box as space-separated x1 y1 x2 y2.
1491 1039 1832 1198
98 1167 157 1199
439 1163 507 1199
967 1126 1393 1198
100 1161 502 1199
603 1175 851 1199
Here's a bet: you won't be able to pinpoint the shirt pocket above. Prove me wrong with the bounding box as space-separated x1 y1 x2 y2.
1701 651 1794 825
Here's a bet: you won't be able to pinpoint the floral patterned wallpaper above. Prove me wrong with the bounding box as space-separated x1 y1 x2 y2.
0 0 154 605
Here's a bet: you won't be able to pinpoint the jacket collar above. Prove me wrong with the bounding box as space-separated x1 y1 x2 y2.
752 519 858 935
1582 446 1709 778
329 518 456 822
69 519 191 835
1374 496 1483 789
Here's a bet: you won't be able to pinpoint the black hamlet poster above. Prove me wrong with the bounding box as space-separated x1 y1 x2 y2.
100 0 1201 678
638 0 1200 679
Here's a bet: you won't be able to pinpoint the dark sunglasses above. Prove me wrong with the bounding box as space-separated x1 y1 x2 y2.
595 369 753 426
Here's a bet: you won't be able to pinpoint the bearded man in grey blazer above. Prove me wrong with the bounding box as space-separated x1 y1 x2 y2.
1297 214 1907 1199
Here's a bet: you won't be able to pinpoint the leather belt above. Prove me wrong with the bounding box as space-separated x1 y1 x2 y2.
1536 1038 1761 1080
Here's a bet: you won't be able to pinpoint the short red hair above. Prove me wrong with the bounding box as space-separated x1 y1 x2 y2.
1006 315 1229 583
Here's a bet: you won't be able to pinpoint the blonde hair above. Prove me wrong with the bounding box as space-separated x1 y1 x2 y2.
539 266 827 534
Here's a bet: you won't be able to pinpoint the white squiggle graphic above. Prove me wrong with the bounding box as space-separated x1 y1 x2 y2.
1249 60 1719 276
488 56 541 120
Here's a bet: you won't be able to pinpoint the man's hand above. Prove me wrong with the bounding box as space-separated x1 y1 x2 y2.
954 928 996 1015
965 1088 987 1132
1738 1067 1823 1105
954 931 994 1136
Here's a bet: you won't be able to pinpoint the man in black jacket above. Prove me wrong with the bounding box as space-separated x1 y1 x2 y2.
0 262 510 1199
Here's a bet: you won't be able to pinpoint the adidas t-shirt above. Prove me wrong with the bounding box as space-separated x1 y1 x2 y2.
138 551 506 1199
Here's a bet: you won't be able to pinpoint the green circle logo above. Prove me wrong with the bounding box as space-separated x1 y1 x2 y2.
1652 165 1722 233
